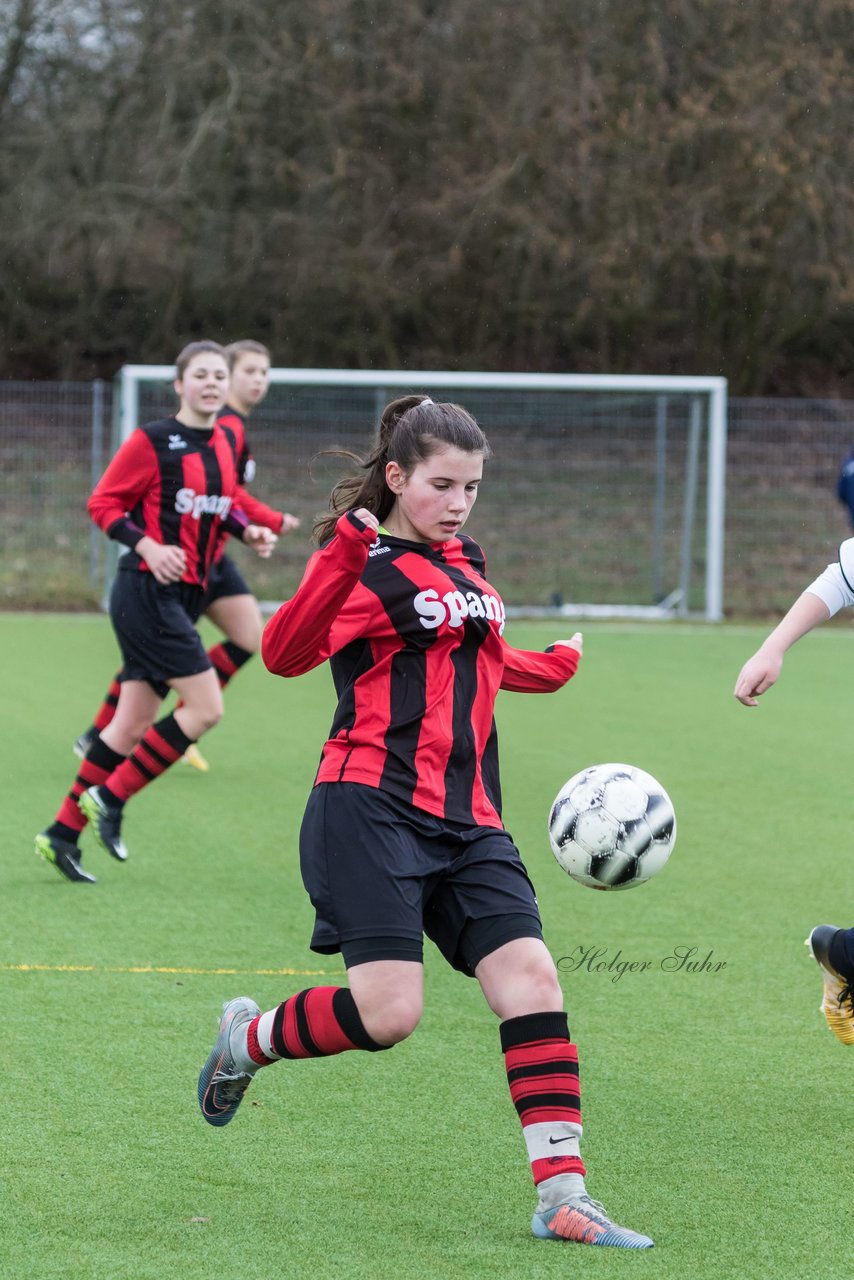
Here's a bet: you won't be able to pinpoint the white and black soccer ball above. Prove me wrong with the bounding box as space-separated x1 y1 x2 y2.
548 763 676 890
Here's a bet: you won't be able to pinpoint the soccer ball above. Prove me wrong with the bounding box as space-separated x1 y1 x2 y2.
548 763 676 890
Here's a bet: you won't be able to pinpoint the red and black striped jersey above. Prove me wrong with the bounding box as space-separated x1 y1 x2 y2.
262 512 580 829
88 416 250 589
216 407 285 546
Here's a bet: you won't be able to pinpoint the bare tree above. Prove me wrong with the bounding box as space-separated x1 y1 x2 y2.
0 0 851 391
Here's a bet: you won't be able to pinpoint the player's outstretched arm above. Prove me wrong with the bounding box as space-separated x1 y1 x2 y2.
500 631 583 693
734 591 830 706
733 649 784 707
553 632 583 657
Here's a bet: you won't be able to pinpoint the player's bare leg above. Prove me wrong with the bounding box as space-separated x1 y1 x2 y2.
181 593 262 772
82 671 222 860
197 961 419 1126
37 680 160 881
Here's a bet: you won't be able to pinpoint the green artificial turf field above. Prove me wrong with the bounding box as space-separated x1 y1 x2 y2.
2 612 852 1280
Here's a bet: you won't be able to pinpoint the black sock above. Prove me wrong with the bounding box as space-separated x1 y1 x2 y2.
46 821 80 844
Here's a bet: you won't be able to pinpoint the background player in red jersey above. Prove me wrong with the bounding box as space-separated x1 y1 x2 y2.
35 341 276 884
197 395 654 1250
74 339 299 773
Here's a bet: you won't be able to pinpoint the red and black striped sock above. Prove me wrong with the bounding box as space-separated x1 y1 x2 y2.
245 987 386 1066
501 1011 586 1189
93 672 123 733
50 737 127 837
208 641 254 691
101 712 194 805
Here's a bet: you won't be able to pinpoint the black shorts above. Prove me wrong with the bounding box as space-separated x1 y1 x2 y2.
299 782 543 976
202 554 252 607
109 568 211 697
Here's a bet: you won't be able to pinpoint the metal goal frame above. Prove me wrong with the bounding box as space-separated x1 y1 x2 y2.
115 366 727 621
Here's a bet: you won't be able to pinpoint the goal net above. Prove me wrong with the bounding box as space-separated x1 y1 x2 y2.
114 367 727 621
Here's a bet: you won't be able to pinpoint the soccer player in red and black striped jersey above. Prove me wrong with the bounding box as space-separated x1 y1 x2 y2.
73 339 299 772
196 395 654 1249
35 341 276 884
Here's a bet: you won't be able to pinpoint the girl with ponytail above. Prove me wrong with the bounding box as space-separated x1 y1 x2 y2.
197 395 653 1251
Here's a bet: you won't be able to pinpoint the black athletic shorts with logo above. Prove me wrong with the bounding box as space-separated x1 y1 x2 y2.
202 554 251 607
109 565 211 698
299 781 544 975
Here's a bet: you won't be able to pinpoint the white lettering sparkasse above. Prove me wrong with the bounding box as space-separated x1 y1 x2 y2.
414 587 505 635
174 488 233 520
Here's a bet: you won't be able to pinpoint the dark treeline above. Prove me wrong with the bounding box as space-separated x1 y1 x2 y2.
1 0 852 392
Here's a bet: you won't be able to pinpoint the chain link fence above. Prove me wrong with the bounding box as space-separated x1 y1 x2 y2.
1 379 852 617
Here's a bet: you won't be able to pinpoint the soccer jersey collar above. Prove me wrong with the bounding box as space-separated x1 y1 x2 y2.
377 525 458 554
170 415 215 443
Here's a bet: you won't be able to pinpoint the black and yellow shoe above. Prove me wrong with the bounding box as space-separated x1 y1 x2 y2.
805 925 854 1046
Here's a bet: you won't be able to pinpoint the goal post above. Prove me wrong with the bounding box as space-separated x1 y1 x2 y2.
114 366 728 621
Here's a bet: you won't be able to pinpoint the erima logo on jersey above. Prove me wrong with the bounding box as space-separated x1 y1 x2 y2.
175 488 233 520
414 587 506 635
168 434 187 450
368 539 390 558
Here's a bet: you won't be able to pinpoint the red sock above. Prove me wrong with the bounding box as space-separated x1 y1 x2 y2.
208 641 254 690
55 738 127 833
246 987 385 1065
501 1012 586 1185
103 713 194 804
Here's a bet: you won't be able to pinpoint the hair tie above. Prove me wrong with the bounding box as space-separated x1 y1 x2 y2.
419 397 433 407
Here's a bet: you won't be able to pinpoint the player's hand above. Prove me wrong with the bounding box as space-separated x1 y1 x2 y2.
351 507 380 533
244 525 278 558
138 538 186 584
734 648 782 706
553 632 583 656
280 513 300 534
